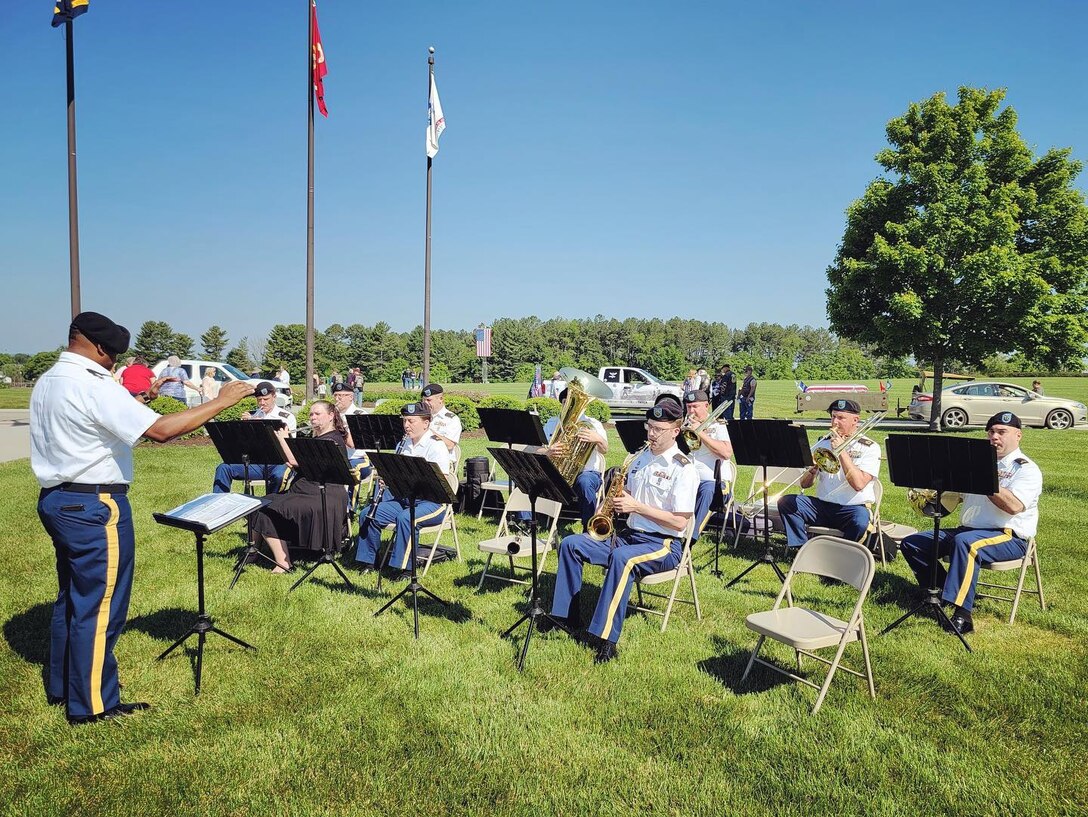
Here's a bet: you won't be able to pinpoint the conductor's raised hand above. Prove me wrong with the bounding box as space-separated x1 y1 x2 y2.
219 380 255 405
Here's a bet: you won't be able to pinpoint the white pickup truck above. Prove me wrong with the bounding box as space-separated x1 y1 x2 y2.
151 359 292 408
597 366 684 412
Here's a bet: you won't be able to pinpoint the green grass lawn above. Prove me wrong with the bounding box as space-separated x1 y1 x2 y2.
0 387 31 409
2 413 1087 816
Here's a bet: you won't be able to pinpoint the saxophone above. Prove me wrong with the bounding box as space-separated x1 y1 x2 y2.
586 443 648 542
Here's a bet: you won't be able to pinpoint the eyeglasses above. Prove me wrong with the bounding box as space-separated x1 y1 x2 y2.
644 422 675 436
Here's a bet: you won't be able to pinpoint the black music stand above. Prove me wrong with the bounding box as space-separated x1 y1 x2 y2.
880 434 997 652
207 420 288 589
370 451 457 638
478 408 548 449
153 494 262 693
346 414 404 453
725 420 813 588
284 437 357 593
489 447 576 672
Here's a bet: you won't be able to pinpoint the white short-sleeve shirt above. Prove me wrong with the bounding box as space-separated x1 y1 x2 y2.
960 448 1041 539
813 434 881 506
625 444 699 537
692 421 731 482
403 434 452 476
31 352 161 487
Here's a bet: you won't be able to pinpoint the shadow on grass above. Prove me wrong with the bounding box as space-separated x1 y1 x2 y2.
3 602 51 669
868 571 922 610
697 636 791 696
373 590 474 626
126 607 196 643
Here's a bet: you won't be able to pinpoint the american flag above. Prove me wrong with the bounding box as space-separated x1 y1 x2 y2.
475 326 491 357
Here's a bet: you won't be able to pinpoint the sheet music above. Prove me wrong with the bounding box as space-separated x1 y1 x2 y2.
163 492 263 531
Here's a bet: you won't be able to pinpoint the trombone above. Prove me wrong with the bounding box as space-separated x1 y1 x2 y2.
681 399 732 452
811 411 886 474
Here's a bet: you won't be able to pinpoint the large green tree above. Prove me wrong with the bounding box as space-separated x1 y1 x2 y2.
827 87 1088 428
200 325 229 359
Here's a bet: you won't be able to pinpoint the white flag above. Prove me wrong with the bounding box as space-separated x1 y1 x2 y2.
426 73 445 158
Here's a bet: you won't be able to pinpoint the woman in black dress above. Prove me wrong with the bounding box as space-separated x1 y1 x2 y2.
251 400 349 572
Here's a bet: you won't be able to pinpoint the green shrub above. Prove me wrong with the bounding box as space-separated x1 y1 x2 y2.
477 395 527 411
441 395 480 432
148 396 202 440
585 400 611 423
367 388 419 403
525 397 562 422
447 389 488 402
213 397 258 421
373 397 414 416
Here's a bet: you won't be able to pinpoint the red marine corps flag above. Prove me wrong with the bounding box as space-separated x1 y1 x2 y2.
311 0 328 117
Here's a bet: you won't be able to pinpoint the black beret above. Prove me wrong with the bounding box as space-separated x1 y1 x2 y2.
655 393 683 408
70 311 130 357
685 389 709 403
253 381 277 397
401 402 431 417
647 401 682 422
986 411 1022 430
421 383 443 397
829 399 861 415
332 382 352 394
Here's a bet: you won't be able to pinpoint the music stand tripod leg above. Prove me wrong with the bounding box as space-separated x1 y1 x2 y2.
726 466 786 587
373 494 448 639
289 483 355 593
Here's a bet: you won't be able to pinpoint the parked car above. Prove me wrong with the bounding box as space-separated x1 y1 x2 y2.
597 366 684 411
151 359 292 408
907 381 1086 429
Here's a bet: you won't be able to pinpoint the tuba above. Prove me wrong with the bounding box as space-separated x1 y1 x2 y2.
811 411 886 474
586 443 647 542
907 488 963 518
547 367 612 486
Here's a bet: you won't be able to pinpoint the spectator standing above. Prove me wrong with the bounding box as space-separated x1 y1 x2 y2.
739 365 757 420
401 367 411 390
113 356 134 384
696 368 710 392
683 369 697 393
716 364 737 419
352 367 365 406
276 365 291 386
1031 380 1043 395
120 356 155 398
158 356 200 405
201 367 221 403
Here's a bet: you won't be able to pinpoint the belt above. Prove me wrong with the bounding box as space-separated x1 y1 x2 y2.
45 482 130 495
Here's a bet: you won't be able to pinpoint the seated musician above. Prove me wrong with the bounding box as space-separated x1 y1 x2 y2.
683 389 733 541
777 399 880 547
354 402 452 578
420 383 462 466
541 400 697 664
331 382 372 482
249 401 348 573
211 382 297 494
519 386 608 531
900 412 1042 636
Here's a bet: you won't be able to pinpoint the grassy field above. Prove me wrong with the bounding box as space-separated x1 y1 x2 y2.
2 395 1087 816
0 388 31 410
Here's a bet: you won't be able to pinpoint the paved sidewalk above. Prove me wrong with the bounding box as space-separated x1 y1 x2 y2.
0 410 30 463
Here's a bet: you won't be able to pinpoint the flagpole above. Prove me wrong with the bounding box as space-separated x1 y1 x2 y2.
65 20 81 318
422 47 435 386
304 0 316 401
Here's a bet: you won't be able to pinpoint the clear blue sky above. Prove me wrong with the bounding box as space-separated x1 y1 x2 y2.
3 1 1087 354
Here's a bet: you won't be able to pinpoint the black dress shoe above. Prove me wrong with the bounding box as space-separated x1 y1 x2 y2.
947 612 974 635
47 694 65 707
68 701 151 726
355 561 377 574
594 641 619 664
390 569 413 582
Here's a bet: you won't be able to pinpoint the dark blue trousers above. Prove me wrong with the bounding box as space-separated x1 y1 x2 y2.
212 463 288 495
900 526 1027 611
739 398 754 420
356 498 447 570
777 494 871 548
550 530 682 644
38 488 135 719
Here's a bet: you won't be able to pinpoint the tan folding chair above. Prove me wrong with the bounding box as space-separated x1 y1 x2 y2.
741 535 876 714
976 536 1045 624
633 517 700 632
476 489 563 590
808 480 887 565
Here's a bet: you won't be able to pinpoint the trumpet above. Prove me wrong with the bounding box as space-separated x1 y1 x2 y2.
907 488 964 518
681 399 732 452
364 434 408 524
811 411 886 474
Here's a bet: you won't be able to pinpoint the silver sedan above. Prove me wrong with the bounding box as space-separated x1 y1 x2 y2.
907 381 1087 429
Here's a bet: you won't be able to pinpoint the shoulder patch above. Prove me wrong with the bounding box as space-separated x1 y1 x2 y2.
855 437 874 447
1014 457 1029 465
673 452 691 466
85 368 106 379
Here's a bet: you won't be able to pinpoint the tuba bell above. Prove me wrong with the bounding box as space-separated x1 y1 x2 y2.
547 367 613 486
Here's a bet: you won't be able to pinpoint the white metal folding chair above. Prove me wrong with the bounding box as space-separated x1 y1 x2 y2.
741 535 876 714
476 489 563 590
633 517 700 632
